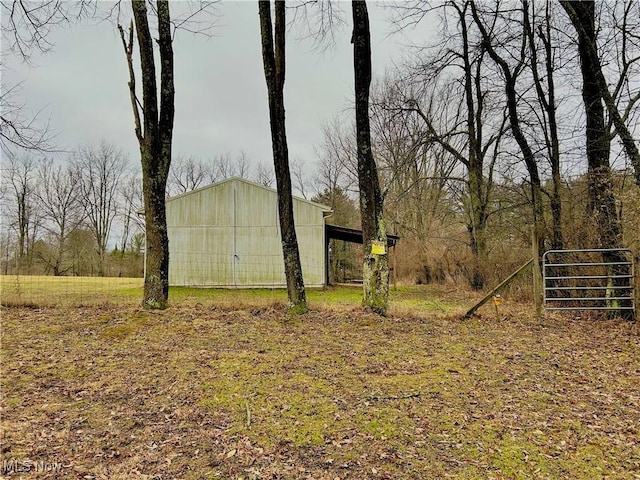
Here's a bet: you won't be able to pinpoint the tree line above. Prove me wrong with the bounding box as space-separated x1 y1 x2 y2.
2 0 638 316
0 145 296 278
314 1 639 309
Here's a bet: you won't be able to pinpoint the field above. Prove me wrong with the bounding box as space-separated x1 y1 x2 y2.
1 276 639 479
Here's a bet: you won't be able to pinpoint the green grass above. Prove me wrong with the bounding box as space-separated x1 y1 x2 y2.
0 275 143 306
0 275 473 316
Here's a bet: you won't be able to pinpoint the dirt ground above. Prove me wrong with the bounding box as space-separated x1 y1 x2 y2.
1 303 639 479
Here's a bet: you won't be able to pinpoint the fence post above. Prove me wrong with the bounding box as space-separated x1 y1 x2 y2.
532 227 543 318
463 259 533 319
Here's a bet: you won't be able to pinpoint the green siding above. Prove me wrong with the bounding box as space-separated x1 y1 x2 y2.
165 178 329 287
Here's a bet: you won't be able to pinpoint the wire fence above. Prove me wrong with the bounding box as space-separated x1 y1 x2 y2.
0 275 144 307
168 252 326 288
0 252 326 307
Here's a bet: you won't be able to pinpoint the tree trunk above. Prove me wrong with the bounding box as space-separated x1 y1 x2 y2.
470 0 545 260
17 188 27 259
460 2 488 290
352 0 389 315
122 0 174 309
561 1 640 186
527 2 564 250
141 162 169 308
560 1 631 318
404 2 504 291
259 0 307 313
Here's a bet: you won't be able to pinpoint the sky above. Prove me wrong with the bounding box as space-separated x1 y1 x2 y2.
2 1 428 181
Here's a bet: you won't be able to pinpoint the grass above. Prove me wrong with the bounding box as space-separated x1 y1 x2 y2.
0 275 143 306
1 277 639 479
0 275 473 316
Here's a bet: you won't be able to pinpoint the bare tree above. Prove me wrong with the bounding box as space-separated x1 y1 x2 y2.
386 0 516 289
289 0 346 51
259 0 307 313
119 0 175 308
4 154 41 263
561 1 640 186
210 152 250 182
254 161 275 187
352 0 389 314
290 158 309 200
74 142 126 276
371 76 461 241
235 150 251 180
524 0 565 249
210 153 232 182
1 1 95 156
1 0 95 61
559 0 632 317
36 158 85 275
470 0 545 259
0 83 58 156
119 172 144 262
315 117 359 196
167 155 209 196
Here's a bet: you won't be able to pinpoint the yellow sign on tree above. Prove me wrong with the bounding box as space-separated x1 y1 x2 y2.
371 240 386 255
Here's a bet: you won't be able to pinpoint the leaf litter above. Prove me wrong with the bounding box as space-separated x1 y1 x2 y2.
1 303 639 479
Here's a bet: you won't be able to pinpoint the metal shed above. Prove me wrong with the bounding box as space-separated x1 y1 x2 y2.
165 177 332 287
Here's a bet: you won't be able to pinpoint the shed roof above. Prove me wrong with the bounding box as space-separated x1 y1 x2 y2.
326 224 400 247
165 177 333 213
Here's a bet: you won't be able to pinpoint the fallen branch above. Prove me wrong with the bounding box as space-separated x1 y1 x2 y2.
365 392 421 402
463 258 534 319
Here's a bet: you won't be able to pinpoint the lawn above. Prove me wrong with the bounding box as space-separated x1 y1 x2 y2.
0 275 470 315
1 279 639 479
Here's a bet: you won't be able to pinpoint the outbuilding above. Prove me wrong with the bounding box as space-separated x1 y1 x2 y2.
165 177 332 287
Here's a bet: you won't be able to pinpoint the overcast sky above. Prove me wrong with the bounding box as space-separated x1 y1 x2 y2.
3 1 428 181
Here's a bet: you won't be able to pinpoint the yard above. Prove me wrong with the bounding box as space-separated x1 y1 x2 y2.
1 277 639 479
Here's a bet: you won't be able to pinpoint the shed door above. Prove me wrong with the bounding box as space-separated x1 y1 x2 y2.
232 191 285 287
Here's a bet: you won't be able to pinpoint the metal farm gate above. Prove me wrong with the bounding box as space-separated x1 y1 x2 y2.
542 248 636 315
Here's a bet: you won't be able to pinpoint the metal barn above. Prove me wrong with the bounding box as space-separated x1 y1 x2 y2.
165 177 331 287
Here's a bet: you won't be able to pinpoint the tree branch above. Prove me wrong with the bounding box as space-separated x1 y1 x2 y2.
118 21 143 143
